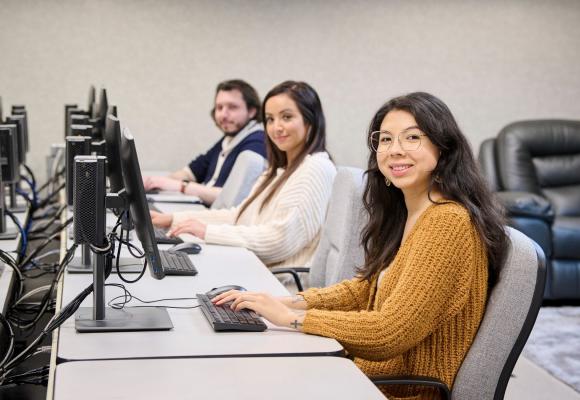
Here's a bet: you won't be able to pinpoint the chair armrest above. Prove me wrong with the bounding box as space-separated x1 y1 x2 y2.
370 375 450 400
270 267 310 292
496 191 554 222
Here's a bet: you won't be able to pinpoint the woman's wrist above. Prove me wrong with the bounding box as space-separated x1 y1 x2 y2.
286 310 306 331
280 295 308 310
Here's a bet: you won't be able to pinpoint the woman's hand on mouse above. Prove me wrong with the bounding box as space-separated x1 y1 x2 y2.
212 291 305 330
167 218 207 239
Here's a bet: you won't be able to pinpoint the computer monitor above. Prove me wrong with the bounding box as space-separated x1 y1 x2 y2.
64 104 78 134
103 115 124 194
5 115 26 164
87 85 96 117
0 124 20 184
107 105 117 118
10 109 29 154
97 88 108 120
119 128 165 280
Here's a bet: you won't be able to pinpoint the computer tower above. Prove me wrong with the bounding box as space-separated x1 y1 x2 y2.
71 124 93 137
66 136 92 206
73 156 106 247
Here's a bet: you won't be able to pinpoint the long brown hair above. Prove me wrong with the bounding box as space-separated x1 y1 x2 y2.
236 81 328 219
359 92 508 288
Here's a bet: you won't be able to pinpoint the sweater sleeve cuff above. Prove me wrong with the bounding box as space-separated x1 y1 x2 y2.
302 309 330 336
299 287 326 309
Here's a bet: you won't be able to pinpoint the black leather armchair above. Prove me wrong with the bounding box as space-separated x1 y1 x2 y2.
478 119 580 300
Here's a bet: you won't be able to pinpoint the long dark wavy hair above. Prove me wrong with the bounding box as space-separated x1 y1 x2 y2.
236 81 328 219
359 92 507 288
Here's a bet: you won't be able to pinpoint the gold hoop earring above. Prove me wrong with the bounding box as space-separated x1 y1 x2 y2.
384 177 391 187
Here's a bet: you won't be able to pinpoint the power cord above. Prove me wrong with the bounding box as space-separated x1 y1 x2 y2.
106 283 199 310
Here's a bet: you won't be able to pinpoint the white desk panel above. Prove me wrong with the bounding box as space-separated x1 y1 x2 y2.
54 357 385 400
57 244 342 361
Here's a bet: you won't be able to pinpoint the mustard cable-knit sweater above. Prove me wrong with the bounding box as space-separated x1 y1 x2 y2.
301 202 488 400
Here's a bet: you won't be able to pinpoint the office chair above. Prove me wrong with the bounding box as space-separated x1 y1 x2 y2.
371 227 546 400
211 150 266 209
271 166 367 291
478 120 580 300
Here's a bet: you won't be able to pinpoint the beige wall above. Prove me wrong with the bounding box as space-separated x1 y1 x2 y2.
1 0 579 177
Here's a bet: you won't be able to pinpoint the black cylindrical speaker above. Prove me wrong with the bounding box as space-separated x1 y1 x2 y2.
66 136 92 206
73 156 106 246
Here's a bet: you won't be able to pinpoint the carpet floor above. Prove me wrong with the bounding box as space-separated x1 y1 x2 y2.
523 306 580 392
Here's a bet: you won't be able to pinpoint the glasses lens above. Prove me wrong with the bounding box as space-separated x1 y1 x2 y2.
370 131 380 152
401 132 422 151
371 131 392 153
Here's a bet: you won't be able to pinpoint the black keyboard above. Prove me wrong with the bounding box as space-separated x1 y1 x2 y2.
159 250 198 276
154 227 183 245
196 293 267 332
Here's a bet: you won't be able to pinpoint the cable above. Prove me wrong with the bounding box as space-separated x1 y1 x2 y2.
0 313 15 370
7 244 78 330
114 226 147 284
1 252 96 382
4 210 27 260
20 176 38 210
105 283 199 310
11 286 51 307
28 205 66 234
35 182 65 210
21 164 36 190
0 250 24 300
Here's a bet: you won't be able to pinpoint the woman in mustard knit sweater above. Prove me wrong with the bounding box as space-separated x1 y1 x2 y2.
214 92 508 399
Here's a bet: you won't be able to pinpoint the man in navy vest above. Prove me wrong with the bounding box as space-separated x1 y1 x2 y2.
143 80 266 205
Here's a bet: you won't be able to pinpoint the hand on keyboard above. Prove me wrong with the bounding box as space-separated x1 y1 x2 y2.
212 291 305 330
197 293 267 332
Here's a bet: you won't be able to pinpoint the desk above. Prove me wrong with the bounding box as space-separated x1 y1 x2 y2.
0 213 24 314
53 357 385 399
57 244 342 361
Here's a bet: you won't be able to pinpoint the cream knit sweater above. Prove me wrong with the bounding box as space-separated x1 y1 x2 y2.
171 152 336 268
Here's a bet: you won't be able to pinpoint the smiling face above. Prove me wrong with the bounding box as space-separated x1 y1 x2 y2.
376 109 440 195
264 93 310 164
213 89 256 136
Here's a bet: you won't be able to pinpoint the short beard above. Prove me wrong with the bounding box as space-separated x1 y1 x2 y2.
221 120 250 137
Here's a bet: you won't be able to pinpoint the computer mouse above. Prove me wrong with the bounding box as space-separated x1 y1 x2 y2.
168 242 202 255
206 285 247 298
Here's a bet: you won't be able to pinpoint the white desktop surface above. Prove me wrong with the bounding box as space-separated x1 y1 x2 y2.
57 244 343 361
53 357 385 400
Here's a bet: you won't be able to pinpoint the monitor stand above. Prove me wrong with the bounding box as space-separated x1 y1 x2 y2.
0 227 18 240
75 252 173 333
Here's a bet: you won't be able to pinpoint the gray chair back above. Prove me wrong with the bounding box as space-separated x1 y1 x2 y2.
308 166 367 288
452 227 546 400
211 150 266 209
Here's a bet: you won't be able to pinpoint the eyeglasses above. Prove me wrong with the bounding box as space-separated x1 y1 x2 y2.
370 130 427 153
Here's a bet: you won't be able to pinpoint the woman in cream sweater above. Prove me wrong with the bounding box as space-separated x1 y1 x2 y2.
151 81 336 269
214 92 508 399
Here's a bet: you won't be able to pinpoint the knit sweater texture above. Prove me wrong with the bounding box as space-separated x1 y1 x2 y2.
171 152 336 268
301 202 488 400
